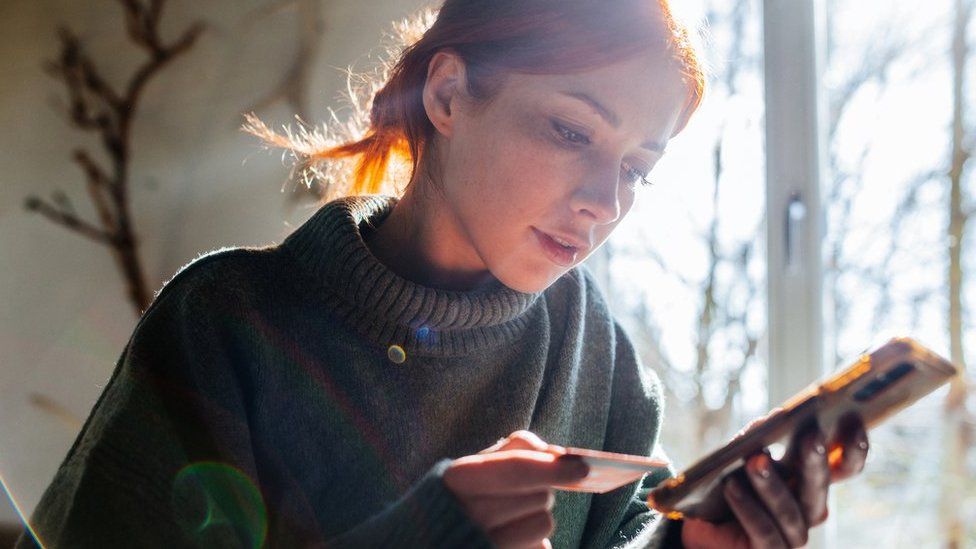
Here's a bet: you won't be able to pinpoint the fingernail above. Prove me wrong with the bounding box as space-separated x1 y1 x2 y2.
751 455 771 479
758 464 771 479
559 455 589 477
545 491 556 510
572 461 589 477
548 444 567 456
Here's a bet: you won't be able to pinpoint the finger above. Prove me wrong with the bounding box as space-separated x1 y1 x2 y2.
464 490 555 531
516 537 553 549
507 430 551 450
790 426 830 526
733 408 784 440
828 413 869 482
486 509 554 548
681 517 753 549
478 431 555 455
445 450 589 496
782 417 821 470
724 477 788 549
478 437 513 455
744 453 808 548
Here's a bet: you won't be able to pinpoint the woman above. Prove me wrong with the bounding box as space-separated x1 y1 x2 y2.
20 0 868 547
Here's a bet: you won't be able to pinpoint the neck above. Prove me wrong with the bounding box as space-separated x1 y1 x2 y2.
363 181 497 292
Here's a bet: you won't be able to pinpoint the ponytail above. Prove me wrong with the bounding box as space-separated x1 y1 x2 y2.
242 10 436 202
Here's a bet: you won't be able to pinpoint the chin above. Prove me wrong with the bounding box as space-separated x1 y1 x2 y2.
492 265 568 294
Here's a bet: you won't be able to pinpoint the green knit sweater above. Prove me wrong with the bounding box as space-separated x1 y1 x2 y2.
18 194 680 548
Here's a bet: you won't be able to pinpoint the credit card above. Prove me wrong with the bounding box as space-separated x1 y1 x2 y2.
551 447 669 494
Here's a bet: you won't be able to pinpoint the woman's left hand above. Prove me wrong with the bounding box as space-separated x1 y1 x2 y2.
681 413 869 549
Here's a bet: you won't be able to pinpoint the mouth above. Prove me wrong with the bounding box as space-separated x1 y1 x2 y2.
533 227 582 267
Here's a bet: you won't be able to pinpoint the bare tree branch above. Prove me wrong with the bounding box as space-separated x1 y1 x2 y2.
28 393 83 431
26 0 205 315
940 0 973 543
24 196 115 244
630 0 761 456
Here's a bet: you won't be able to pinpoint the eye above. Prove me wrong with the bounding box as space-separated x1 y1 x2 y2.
621 160 654 187
551 120 592 146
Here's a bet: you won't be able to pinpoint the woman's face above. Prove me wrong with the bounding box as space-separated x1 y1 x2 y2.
429 50 689 293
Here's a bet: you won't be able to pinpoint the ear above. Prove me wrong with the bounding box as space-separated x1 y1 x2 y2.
423 50 466 138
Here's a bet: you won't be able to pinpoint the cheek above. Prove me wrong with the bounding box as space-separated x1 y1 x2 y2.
441 134 541 256
447 107 593 266
464 120 570 210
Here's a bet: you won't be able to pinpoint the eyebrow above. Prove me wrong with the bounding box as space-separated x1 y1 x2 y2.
559 90 667 153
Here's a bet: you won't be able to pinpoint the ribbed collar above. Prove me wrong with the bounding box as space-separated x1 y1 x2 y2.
281 194 544 358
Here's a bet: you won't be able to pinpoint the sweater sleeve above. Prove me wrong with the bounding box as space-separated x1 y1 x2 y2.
16 268 267 549
324 458 494 549
15 258 494 549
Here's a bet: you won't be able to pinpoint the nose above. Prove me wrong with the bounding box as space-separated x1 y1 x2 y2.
569 164 622 225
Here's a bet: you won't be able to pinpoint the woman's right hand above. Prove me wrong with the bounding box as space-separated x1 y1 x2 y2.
443 431 590 549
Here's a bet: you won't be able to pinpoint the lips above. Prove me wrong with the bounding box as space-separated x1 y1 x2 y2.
533 227 588 267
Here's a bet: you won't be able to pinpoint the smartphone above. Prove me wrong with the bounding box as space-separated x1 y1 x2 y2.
646 336 958 522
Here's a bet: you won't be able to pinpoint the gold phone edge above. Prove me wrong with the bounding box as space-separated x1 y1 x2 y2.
648 336 959 515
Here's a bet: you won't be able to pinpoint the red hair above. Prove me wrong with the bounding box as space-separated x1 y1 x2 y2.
245 0 705 201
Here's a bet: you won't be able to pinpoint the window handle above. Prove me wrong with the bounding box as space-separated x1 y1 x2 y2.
785 192 807 272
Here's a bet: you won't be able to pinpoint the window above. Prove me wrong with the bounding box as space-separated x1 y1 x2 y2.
824 0 975 546
586 0 767 471
589 0 976 546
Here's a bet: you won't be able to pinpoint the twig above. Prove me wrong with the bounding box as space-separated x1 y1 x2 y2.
25 0 205 315
24 196 115 244
29 393 83 431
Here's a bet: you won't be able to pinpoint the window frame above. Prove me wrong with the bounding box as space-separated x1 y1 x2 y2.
763 0 830 546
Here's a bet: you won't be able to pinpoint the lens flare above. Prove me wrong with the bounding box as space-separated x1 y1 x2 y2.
387 345 407 364
171 462 267 549
0 473 43 548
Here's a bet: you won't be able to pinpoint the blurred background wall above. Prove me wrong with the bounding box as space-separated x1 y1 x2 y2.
0 0 427 536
